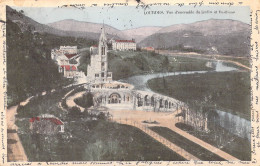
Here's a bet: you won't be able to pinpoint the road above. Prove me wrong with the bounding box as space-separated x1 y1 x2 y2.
65 91 85 112
7 97 32 161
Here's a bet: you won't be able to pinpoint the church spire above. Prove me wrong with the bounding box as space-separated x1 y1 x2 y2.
98 22 107 56
99 22 107 43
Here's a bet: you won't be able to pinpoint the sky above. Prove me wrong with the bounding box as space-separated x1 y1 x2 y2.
12 5 250 30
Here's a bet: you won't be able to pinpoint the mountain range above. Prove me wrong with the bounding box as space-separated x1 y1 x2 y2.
7 6 250 56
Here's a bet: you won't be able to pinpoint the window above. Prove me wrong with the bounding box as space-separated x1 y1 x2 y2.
101 72 104 77
101 46 105 55
95 74 99 77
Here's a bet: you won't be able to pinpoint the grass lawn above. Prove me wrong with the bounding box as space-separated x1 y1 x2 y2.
149 126 225 161
147 71 251 120
17 120 185 161
175 123 251 161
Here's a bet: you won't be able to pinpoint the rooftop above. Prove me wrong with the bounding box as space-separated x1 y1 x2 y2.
115 40 135 43
29 117 64 125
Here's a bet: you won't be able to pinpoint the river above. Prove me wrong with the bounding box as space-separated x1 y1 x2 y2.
120 61 250 140
119 60 237 91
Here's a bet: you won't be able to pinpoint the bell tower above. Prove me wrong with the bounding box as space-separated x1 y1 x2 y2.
99 24 108 79
87 23 112 83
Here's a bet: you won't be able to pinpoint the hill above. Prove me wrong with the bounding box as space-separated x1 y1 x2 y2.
139 19 250 56
47 19 127 39
122 26 162 42
7 6 100 40
6 7 96 106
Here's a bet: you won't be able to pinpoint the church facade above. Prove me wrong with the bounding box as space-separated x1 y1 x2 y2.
87 26 113 83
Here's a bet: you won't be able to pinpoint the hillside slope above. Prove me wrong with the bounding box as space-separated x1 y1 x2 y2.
122 26 162 42
139 19 250 56
6 6 100 40
48 19 127 39
6 7 96 106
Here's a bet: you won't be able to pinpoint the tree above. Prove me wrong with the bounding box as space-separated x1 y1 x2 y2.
162 76 167 89
161 56 169 72
85 93 94 108
68 106 82 118
97 112 106 120
74 92 94 108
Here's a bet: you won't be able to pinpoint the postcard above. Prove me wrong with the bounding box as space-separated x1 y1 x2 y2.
0 0 259 165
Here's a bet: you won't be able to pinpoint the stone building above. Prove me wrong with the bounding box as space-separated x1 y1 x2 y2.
59 46 78 54
111 39 136 51
85 26 183 112
87 25 113 83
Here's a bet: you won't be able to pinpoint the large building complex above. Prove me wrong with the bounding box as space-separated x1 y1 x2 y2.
85 26 180 112
111 39 136 51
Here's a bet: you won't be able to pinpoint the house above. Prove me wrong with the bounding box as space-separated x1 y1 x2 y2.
111 39 136 51
29 114 64 134
60 65 77 78
142 47 155 52
51 46 79 78
90 45 98 55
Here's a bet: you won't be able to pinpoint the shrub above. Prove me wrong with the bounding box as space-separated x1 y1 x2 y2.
68 106 82 118
74 92 94 108
61 99 68 109
97 112 106 120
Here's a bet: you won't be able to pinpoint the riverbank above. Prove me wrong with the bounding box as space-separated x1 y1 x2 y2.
147 71 250 120
175 122 251 160
107 50 213 80
157 50 250 70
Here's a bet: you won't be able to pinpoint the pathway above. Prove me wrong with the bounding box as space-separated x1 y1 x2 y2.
6 84 84 161
108 109 239 161
58 89 76 112
7 97 33 161
65 91 85 112
159 111 238 160
114 118 199 160
65 83 240 161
